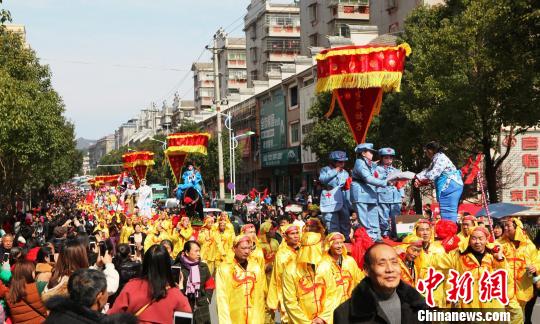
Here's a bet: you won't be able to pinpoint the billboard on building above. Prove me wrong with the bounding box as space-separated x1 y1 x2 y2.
260 89 286 153
500 129 540 207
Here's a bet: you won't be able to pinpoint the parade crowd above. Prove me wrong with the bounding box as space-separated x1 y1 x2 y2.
0 141 537 324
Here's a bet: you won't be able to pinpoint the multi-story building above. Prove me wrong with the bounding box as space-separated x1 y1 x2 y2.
82 153 91 175
215 29 248 99
369 0 444 34
299 0 370 55
5 24 28 48
192 62 214 113
88 134 115 170
115 119 138 148
244 0 301 86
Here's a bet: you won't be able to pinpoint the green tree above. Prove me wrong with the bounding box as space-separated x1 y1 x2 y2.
0 4 81 208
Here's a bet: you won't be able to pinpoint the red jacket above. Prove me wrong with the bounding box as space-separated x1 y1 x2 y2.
109 278 191 324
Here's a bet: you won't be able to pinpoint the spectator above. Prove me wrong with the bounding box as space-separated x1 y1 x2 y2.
0 234 13 256
35 245 54 287
109 244 191 324
51 226 67 254
110 243 141 304
333 243 427 324
43 239 89 302
7 260 48 323
45 269 108 324
174 240 214 324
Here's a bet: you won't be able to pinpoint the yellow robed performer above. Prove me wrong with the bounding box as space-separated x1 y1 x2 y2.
395 234 424 287
259 220 280 281
172 215 194 257
119 217 134 244
282 232 338 324
216 234 266 324
317 232 364 304
207 214 235 274
431 226 510 310
498 217 540 323
197 215 215 262
266 224 300 323
143 222 171 252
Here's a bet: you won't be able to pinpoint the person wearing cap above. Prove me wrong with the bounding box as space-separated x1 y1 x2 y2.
375 147 404 239
267 224 300 323
136 178 153 218
395 235 424 287
319 150 352 239
317 232 364 305
350 143 390 242
282 232 338 324
431 226 509 310
498 217 540 322
216 234 266 324
414 141 463 223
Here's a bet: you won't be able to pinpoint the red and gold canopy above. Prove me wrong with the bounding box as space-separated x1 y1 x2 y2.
164 133 211 184
122 151 155 180
316 43 411 143
93 174 121 187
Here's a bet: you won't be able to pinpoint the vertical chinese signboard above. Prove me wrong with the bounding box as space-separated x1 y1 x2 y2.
260 89 286 154
501 129 540 207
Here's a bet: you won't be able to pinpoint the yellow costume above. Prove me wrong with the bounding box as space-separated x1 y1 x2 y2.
259 221 280 278
395 235 424 288
143 230 171 252
317 233 364 304
198 217 214 263
498 217 539 323
216 236 266 324
172 222 193 257
266 225 299 316
119 222 134 244
432 227 510 310
281 232 338 324
207 223 234 273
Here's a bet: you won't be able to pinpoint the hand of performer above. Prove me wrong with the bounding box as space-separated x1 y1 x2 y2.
527 265 537 276
312 317 325 324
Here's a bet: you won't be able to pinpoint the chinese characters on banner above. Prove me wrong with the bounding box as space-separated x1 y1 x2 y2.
417 267 508 307
501 130 540 207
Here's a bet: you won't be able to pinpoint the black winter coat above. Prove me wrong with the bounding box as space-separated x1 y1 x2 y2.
44 296 105 324
333 278 428 324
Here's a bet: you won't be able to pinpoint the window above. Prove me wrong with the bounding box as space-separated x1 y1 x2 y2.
228 69 247 80
250 47 258 62
184 111 191 118
264 62 282 74
289 85 298 109
308 4 318 23
336 24 350 38
250 70 258 81
228 51 246 61
250 24 257 39
289 121 300 145
309 33 319 47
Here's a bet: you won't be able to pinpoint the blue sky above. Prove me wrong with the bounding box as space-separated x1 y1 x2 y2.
3 0 248 139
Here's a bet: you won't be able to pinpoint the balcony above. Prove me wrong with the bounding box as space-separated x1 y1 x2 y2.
263 38 301 53
328 0 369 6
331 3 370 21
267 24 301 37
227 59 247 68
265 14 301 37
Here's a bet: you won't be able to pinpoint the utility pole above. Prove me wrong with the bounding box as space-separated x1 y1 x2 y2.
211 33 225 200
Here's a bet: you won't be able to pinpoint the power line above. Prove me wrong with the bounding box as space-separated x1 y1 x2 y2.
39 58 190 72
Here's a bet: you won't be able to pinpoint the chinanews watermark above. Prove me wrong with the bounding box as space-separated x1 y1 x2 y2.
418 309 511 322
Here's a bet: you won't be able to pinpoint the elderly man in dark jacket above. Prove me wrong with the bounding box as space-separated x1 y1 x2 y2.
334 243 427 324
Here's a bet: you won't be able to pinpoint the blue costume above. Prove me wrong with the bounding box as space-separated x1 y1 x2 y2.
319 151 351 238
176 167 203 201
375 148 404 239
416 152 463 222
350 143 388 242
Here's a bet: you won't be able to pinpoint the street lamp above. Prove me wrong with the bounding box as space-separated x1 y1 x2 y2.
149 138 167 151
230 131 255 197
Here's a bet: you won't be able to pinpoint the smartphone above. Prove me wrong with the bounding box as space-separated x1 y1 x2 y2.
171 266 182 284
3 253 9 263
129 244 136 256
129 235 135 244
173 311 193 324
98 241 106 256
48 253 55 263
89 241 96 251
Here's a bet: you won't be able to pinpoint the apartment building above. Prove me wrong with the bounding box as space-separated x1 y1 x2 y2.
215 29 248 99
369 0 444 33
244 0 301 86
192 62 215 113
299 0 370 55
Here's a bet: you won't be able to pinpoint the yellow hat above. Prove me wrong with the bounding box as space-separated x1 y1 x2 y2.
233 234 253 248
298 232 323 264
324 232 346 255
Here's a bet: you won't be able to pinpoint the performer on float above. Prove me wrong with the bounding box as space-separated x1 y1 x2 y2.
431 226 508 310
121 183 136 215
350 143 390 242
216 234 266 324
136 178 153 218
176 163 203 201
498 216 540 323
282 231 338 324
317 232 364 305
172 215 194 257
267 224 300 323
319 151 351 239
414 142 463 223
375 147 404 239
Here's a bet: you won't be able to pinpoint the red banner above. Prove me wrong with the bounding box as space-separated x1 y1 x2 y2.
165 133 211 155
134 165 149 181
166 153 187 184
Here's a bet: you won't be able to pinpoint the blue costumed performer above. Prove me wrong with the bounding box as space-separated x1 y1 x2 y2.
415 141 463 223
